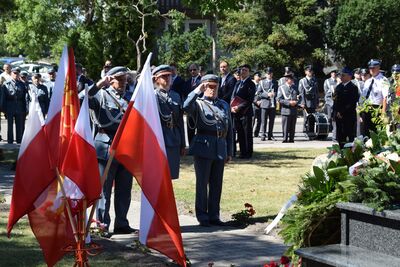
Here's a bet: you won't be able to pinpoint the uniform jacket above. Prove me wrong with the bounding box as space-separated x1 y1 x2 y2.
77 75 94 93
324 77 337 107
255 78 278 108
218 73 236 103
231 77 256 117
183 91 233 161
299 76 319 108
333 81 359 119
1 79 28 115
84 85 129 160
277 83 301 116
155 88 185 148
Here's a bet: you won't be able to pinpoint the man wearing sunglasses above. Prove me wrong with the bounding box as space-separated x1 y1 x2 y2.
184 63 202 144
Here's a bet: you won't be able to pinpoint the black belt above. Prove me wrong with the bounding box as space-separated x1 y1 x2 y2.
197 129 227 138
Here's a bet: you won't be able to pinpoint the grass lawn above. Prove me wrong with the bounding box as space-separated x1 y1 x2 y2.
174 148 327 221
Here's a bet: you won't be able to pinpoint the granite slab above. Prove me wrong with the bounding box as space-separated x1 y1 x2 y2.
296 244 400 267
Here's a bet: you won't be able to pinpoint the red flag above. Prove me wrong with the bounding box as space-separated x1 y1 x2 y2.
61 89 101 206
111 53 186 266
8 46 84 266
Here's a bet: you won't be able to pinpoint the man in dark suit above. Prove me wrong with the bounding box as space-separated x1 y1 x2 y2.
184 63 202 144
231 64 256 158
218 60 236 103
333 67 360 148
170 63 186 101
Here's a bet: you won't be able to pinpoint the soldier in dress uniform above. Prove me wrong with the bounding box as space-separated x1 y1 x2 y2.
360 59 390 136
84 66 134 237
152 65 186 179
256 67 278 141
183 74 233 227
278 66 294 87
333 67 359 148
45 67 57 100
278 73 302 143
1 67 28 144
29 73 50 116
324 69 338 139
299 65 319 133
252 72 262 137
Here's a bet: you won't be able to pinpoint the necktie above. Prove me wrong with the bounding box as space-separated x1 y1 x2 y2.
365 79 375 100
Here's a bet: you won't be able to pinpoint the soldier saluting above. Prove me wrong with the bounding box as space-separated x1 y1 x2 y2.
183 74 233 227
83 66 135 238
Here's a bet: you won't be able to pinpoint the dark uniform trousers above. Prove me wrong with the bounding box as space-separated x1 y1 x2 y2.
336 116 356 148
234 114 253 158
183 90 232 223
252 105 261 137
282 115 297 142
84 85 133 231
260 108 276 139
98 158 133 230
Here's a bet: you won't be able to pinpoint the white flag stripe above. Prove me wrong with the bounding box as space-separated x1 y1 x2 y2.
139 192 154 244
19 96 44 157
132 53 166 155
74 89 94 147
46 46 68 123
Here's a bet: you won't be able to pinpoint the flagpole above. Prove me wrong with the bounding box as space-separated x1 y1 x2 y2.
85 149 115 235
55 168 79 243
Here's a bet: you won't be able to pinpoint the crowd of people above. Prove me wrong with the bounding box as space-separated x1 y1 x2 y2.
0 56 398 235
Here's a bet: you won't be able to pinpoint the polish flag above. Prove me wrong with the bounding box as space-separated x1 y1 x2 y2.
111 53 186 266
61 89 101 206
7 46 76 266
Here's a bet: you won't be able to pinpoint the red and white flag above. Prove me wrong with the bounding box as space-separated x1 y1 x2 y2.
111 53 186 266
61 88 101 206
8 46 76 266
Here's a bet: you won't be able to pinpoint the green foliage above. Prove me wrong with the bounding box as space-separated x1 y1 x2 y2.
329 0 400 68
157 10 212 77
217 0 327 73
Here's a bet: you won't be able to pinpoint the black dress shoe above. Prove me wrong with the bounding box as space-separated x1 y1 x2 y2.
289 140 294 143
210 219 226 226
261 137 266 141
113 226 137 234
199 220 210 227
282 140 288 143
100 231 113 238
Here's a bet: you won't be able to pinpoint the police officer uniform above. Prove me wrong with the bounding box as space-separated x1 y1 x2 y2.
299 65 319 132
278 74 300 142
29 73 50 116
183 74 233 226
153 65 185 179
256 67 278 141
1 68 28 144
333 67 360 148
252 72 262 137
85 66 134 235
361 59 390 136
45 67 57 99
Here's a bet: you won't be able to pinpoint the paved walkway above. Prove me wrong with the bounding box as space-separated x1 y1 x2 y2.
0 116 333 266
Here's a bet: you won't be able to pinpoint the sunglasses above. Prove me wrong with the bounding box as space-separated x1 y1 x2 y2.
207 84 218 89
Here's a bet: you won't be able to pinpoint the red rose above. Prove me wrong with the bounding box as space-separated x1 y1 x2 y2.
280 256 290 264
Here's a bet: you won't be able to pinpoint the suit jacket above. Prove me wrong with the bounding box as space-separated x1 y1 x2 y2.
299 76 319 108
183 75 201 99
277 83 300 116
171 75 186 101
218 73 236 103
77 75 94 92
333 81 359 119
183 91 233 160
231 77 256 117
255 79 278 108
